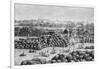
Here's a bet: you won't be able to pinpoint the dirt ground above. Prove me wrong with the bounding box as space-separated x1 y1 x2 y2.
14 43 94 65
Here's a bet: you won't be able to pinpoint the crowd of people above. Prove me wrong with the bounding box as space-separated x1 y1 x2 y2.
20 50 94 65
50 50 94 63
14 22 94 49
15 33 68 49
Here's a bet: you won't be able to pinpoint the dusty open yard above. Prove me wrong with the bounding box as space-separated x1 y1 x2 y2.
14 43 94 65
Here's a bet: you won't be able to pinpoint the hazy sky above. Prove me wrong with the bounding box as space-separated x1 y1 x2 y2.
15 3 94 22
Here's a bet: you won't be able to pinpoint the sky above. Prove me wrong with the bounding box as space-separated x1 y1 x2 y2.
15 3 94 22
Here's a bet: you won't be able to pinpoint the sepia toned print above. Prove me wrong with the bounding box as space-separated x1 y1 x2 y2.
14 3 94 65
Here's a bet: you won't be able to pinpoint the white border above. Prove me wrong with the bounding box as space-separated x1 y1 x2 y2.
12 0 95 8
11 0 14 68
11 0 95 69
